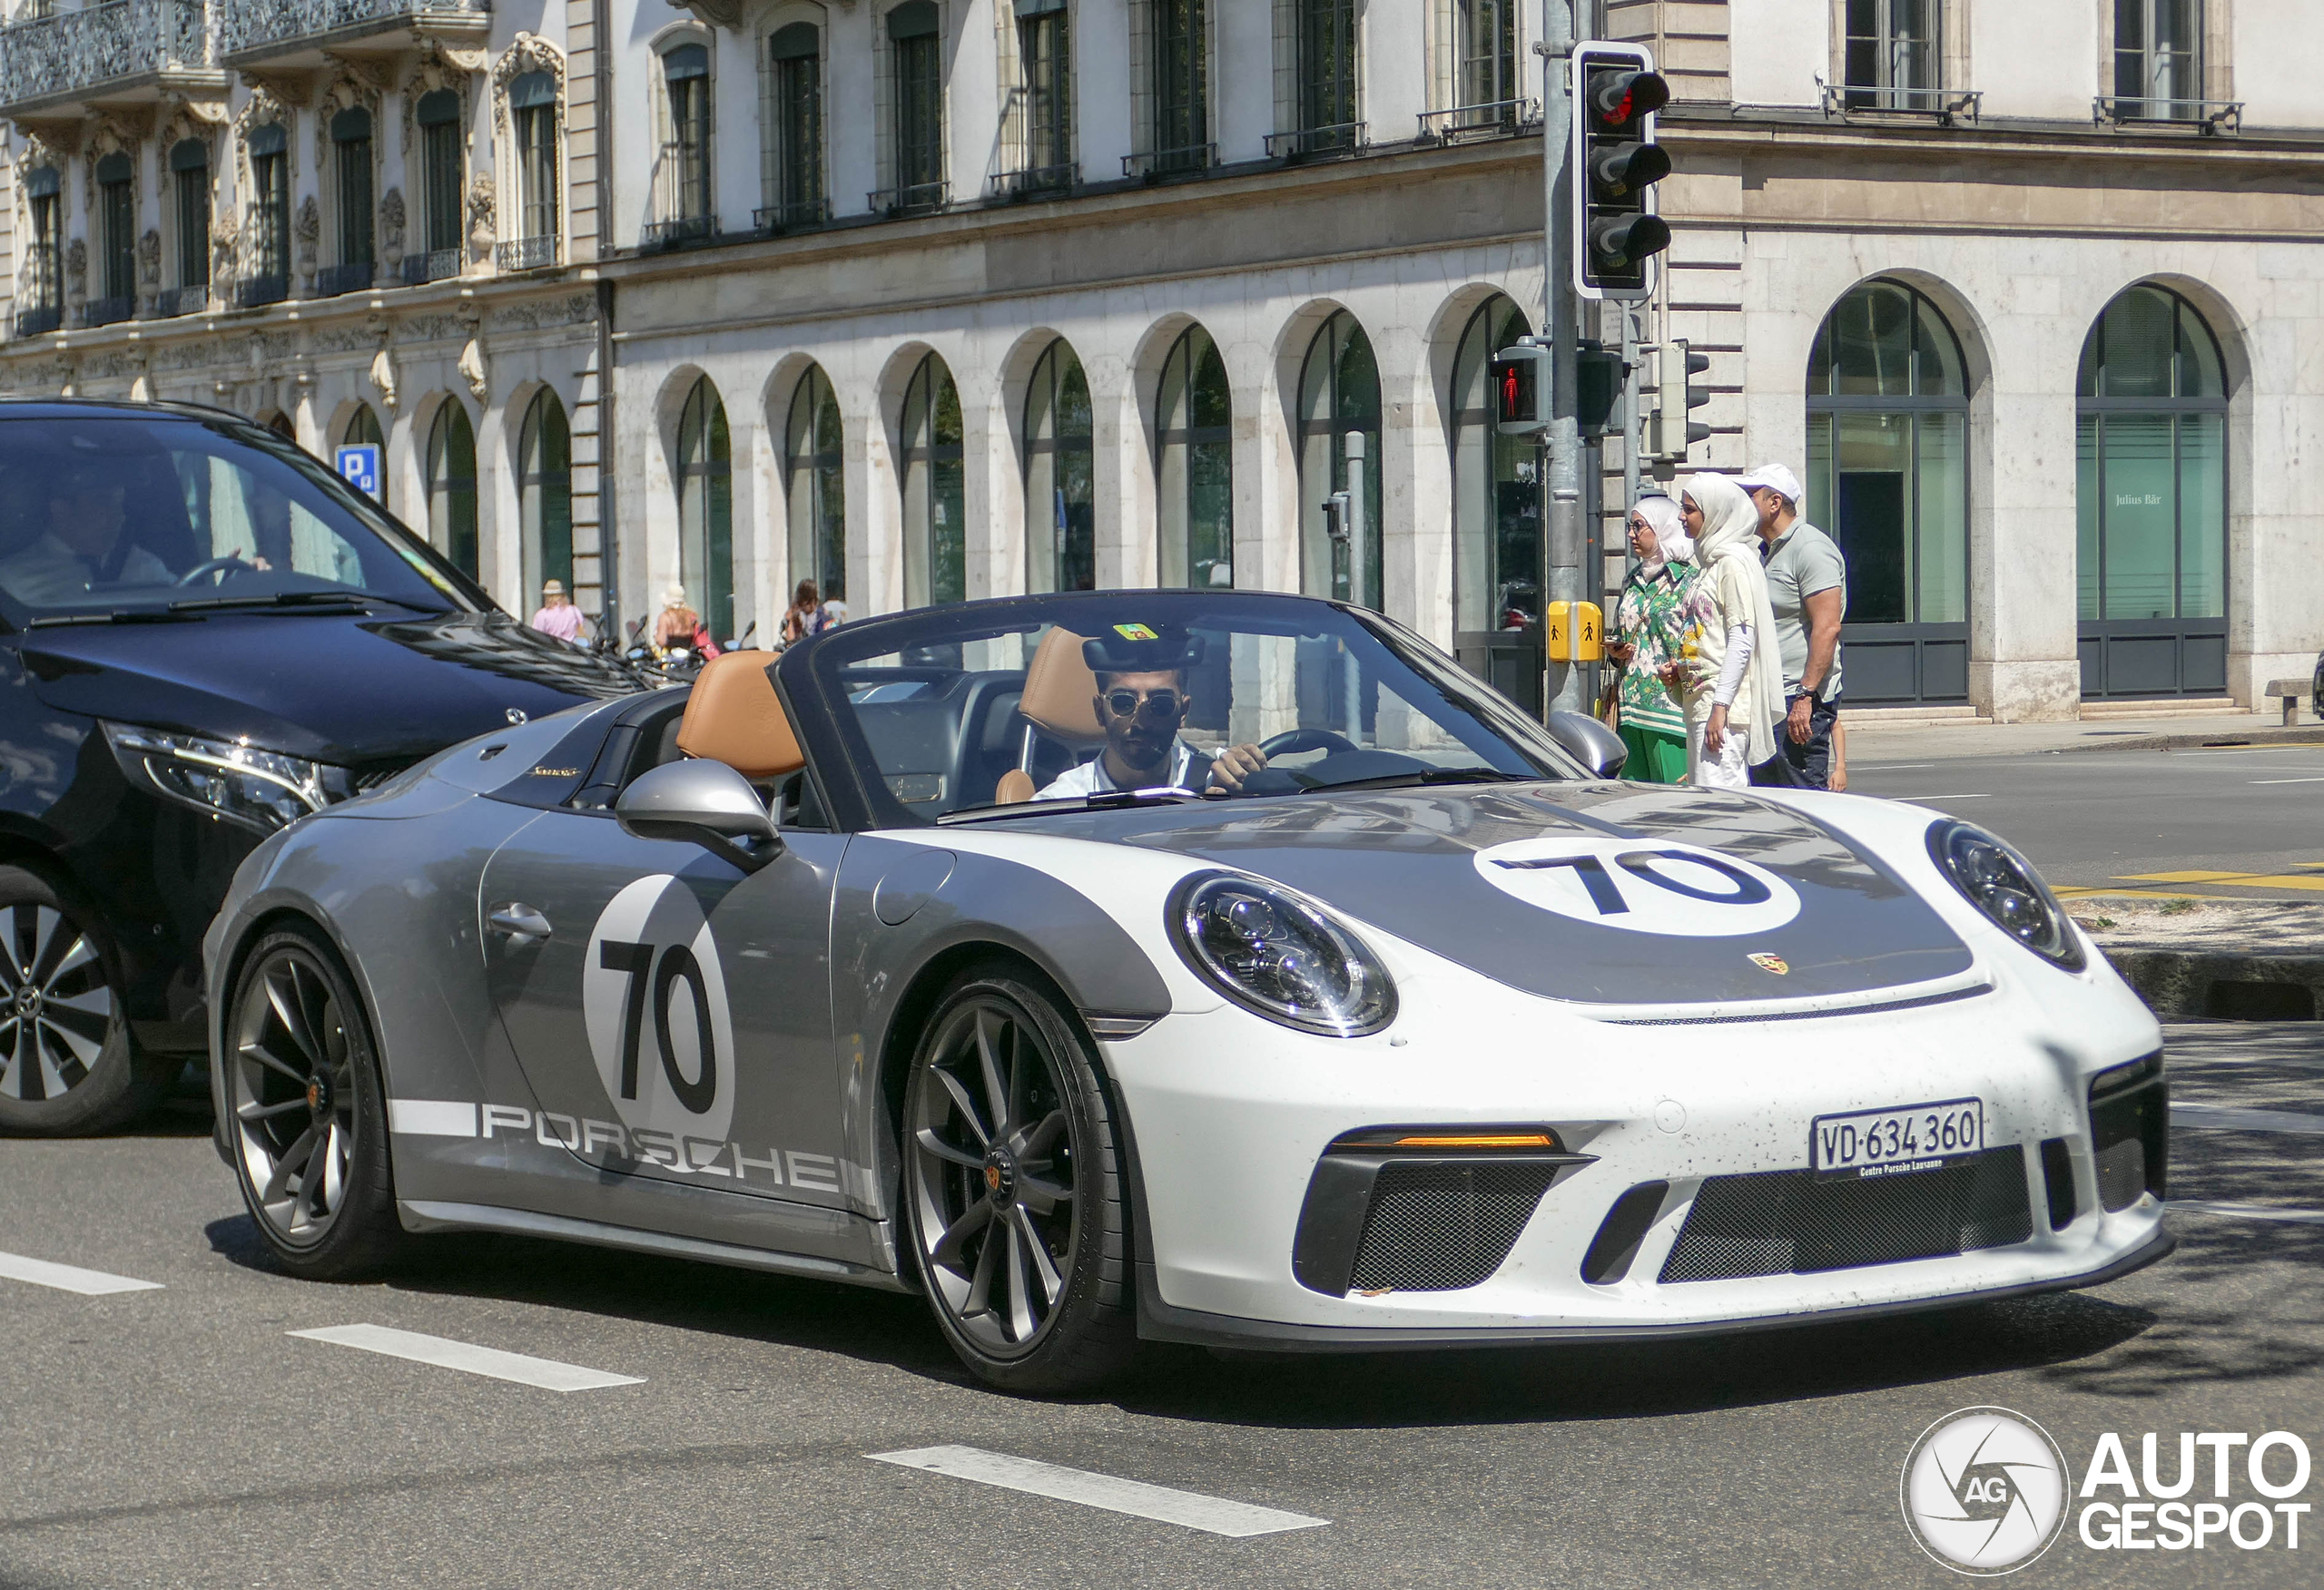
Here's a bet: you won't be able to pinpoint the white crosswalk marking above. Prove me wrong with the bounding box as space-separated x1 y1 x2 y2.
288 1324 645 1390
2171 1102 2324 1135
2168 1201 2324 1226
869 1445 1328 1537
0 1250 163 1296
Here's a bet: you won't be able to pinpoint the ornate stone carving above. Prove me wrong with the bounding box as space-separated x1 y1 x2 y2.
398 313 468 343
490 33 566 135
369 345 399 409
321 51 397 95
466 173 495 265
486 293 596 332
379 187 407 270
209 208 239 300
64 239 85 306
458 335 488 400
136 229 161 287
294 194 320 288
669 0 744 25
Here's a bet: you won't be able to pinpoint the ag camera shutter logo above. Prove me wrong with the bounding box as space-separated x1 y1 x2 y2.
1901 1406 2070 1575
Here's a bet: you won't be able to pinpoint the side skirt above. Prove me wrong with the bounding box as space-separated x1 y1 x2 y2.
398 1199 918 1293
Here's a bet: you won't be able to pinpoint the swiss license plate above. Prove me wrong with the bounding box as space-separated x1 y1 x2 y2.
1811 1098 1984 1180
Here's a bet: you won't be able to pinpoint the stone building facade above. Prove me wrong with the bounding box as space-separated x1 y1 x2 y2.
4 2 2319 720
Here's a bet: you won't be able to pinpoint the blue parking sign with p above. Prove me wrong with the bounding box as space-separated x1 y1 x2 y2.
336 443 381 500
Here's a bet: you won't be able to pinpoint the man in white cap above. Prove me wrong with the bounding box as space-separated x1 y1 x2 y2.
1736 462 1846 789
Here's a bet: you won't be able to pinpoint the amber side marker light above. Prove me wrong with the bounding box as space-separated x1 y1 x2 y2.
1327 1125 1571 1155
1393 1133 1558 1150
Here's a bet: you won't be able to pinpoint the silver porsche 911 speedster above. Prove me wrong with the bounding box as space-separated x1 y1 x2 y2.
204 590 2170 1391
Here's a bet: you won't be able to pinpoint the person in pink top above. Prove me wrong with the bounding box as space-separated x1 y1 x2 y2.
528 579 587 644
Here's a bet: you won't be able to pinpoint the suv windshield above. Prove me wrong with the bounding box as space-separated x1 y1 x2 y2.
0 415 475 623
800 593 1586 828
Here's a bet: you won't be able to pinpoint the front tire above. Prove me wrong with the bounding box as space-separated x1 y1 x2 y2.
224 926 405 1279
903 967 1137 1393
0 864 172 1136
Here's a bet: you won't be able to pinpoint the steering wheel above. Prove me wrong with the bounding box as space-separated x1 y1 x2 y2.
174 555 255 589
1258 728 1361 760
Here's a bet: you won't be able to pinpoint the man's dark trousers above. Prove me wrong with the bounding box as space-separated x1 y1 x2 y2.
1749 692 1841 789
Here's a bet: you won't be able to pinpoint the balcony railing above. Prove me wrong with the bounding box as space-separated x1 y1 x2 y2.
237 275 288 309
2093 95 2240 132
1123 143 1216 180
14 305 63 339
642 214 717 249
84 295 137 328
153 284 209 318
0 0 217 117
990 162 1076 201
400 247 461 285
218 0 487 63
870 182 948 217
1821 83 1981 125
753 199 831 233
1265 123 1368 161
495 234 558 271
314 261 374 297
1418 99 1541 142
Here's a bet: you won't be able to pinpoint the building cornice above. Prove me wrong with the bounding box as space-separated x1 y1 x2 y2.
1667 106 2324 166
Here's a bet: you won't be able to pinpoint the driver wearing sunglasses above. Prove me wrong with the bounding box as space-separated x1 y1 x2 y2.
1033 628 1269 800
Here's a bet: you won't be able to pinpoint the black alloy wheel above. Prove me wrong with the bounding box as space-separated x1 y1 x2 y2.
903 968 1136 1392
0 865 171 1136
226 927 403 1277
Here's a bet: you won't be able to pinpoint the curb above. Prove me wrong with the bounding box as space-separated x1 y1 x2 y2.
2063 725 2324 755
2101 947 2324 1020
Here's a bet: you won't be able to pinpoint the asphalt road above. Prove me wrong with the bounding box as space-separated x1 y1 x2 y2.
1848 743 2324 899
3 1024 2319 1589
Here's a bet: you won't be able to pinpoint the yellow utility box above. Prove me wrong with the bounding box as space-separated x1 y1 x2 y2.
1546 601 1604 662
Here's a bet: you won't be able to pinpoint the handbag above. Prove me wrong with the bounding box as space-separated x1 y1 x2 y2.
1594 669 1621 729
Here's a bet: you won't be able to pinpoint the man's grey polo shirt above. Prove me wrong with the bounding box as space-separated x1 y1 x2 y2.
1761 520 1847 701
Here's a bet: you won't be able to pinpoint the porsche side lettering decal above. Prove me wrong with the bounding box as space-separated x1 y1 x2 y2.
388 1095 852 1193
1472 837 1802 937
583 875 737 1145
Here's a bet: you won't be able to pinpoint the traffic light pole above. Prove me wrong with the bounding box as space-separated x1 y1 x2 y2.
1540 0 1584 719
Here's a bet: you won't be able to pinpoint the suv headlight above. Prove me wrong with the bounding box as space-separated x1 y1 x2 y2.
1169 872 1397 1036
103 722 350 835
1926 818 2084 971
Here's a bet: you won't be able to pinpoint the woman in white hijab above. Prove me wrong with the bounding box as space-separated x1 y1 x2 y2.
1603 495 1698 783
1663 473 1787 788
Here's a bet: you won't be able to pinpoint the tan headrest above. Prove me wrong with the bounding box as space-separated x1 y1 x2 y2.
994 768 1036 806
675 653 806 781
1019 626 1101 743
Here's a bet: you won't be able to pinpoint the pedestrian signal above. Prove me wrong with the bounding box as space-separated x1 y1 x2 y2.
1490 343 1551 436
1648 339 1712 462
1573 42 1671 300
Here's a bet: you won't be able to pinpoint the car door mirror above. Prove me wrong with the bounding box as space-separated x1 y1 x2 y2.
615 758 782 871
1547 711 1629 780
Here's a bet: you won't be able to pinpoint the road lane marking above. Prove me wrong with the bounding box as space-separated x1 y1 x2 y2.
0 1250 163 1296
288 1324 644 1390
868 1446 1328 1537
1886 792 1991 801
2168 1202 2324 1226
2171 1102 2324 1135
2250 777 2324 785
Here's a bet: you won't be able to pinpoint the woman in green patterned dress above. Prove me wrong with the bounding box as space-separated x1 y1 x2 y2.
1603 496 1697 783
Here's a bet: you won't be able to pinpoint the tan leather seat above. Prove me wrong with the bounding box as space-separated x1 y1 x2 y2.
991 628 1099 804
675 652 806 781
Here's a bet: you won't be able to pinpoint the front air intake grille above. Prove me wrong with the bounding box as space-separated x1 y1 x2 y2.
1345 1162 1561 1292
1659 1147 2034 1284
2090 1054 2168 1212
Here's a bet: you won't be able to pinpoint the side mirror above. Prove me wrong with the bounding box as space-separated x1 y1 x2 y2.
615 758 781 871
1547 710 1629 780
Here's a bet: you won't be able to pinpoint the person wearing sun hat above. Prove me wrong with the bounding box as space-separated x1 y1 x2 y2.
1736 460 1846 790
527 577 587 643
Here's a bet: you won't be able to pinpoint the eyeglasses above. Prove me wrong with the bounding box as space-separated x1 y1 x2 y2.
1103 689 1186 722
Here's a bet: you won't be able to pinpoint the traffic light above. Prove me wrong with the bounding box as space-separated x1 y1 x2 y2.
1576 341 1628 438
1648 338 1711 462
1573 43 1671 300
1490 341 1551 435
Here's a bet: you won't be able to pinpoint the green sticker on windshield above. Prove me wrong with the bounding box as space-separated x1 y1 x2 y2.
1113 623 1158 641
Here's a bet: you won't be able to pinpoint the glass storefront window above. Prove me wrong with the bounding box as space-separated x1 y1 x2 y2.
1450 296 1537 633
901 354 965 607
1157 325 1233 590
1295 309 1382 609
1024 340 1093 594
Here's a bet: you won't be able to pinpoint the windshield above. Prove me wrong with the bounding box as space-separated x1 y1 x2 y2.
0 415 476 624
800 593 1587 828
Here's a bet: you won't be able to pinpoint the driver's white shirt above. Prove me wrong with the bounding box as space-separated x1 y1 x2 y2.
0 532 172 604
1034 740 1200 801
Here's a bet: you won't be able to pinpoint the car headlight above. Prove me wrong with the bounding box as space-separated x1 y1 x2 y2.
1925 818 2084 971
1169 872 1396 1036
103 721 350 835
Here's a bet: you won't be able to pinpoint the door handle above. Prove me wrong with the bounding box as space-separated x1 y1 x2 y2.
487 903 553 942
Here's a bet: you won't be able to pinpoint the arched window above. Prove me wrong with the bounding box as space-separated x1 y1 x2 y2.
900 354 965 607
20 164 61 334
509 70 560 264
1295 309 1381 607
784 365 845 602
1157 324 1232 589
425 399 478 579
675 377 735 643
519 389 573 610
1448 295 1538 702
1805 279 1970 704
2076 283 2228 697
340 404 386 509
1024 339 1093 594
